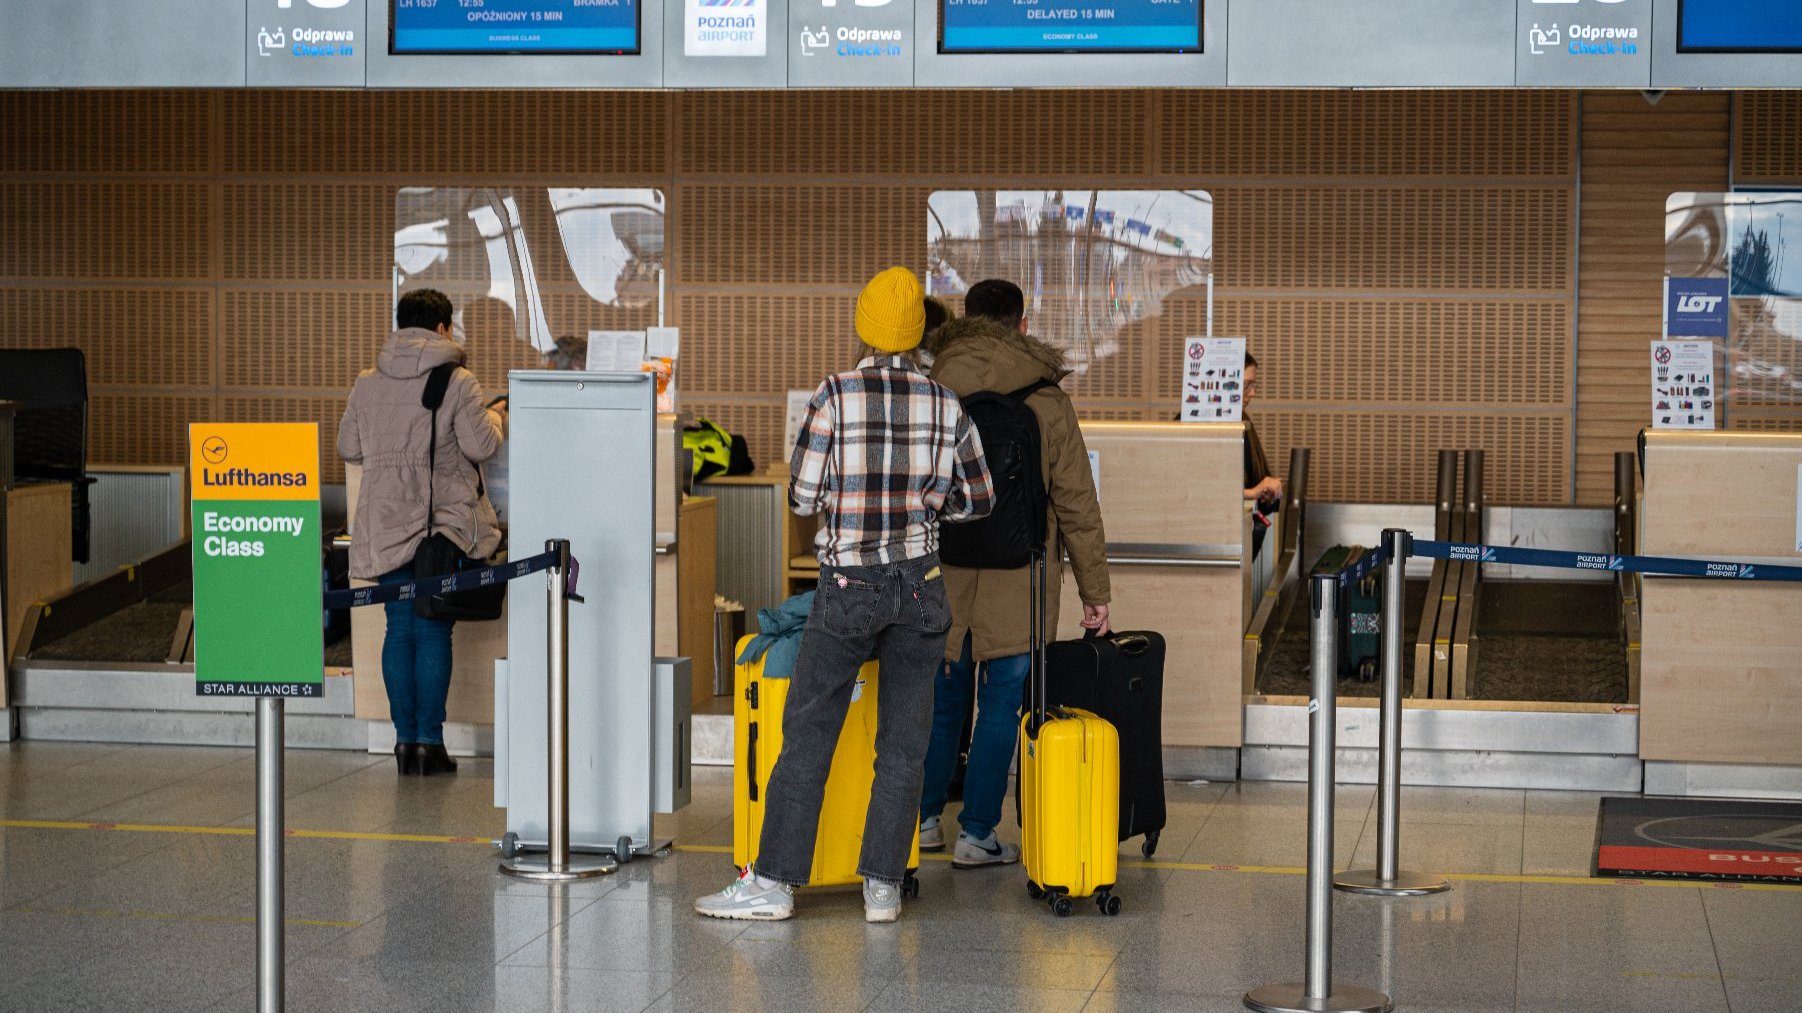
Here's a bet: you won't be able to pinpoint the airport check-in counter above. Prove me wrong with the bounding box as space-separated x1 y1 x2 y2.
1639 431 1802 773
1055 422 1251 750
347 412 717 743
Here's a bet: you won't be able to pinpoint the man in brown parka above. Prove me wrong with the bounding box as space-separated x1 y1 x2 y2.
916 279 1111 868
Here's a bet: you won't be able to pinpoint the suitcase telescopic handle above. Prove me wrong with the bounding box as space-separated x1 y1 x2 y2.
1028 547 1046 737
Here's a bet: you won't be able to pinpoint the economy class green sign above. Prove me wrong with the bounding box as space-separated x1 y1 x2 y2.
189 423 324 697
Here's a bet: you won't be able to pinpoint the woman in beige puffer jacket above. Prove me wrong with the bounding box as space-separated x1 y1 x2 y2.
337 289 504 776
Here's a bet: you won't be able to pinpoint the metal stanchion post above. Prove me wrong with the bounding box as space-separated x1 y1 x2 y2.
1247 575 1391 1013
256 696 284 1013
1336 530 1449 898
501 539 617 881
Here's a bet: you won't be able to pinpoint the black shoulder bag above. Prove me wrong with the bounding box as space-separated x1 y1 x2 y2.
412 363 506 622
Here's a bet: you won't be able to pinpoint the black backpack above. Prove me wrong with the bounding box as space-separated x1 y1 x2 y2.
939 379 1056 570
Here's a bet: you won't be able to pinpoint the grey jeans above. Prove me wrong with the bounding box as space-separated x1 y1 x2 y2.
755 553 950 886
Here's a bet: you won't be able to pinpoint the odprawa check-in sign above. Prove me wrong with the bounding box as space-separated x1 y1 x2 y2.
189 422 324 697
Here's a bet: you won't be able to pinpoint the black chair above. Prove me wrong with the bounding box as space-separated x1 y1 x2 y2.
0 349 95 564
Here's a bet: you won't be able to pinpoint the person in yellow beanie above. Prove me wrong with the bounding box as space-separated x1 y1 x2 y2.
696 267 995 925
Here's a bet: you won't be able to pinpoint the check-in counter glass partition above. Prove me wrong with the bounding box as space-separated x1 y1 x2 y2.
1640 430 1802 766
1056 421 1247 749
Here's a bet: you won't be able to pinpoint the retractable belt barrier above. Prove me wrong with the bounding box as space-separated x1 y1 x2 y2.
321 549 567 610
1412 539 1802 583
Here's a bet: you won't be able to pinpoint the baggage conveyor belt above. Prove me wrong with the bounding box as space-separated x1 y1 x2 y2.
1255 577 1429 699
1251 577 1628 704
24 574 355 670
1465 579 1627 704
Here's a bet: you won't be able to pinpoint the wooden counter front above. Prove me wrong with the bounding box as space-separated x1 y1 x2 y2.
1640 431 1802 765
5 481 74 700
1057 422 1248 749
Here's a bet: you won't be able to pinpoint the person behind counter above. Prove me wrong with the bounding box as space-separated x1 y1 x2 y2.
337 289 505 777
915 278 1112 869
1243 352 1283 558
695 267 995 925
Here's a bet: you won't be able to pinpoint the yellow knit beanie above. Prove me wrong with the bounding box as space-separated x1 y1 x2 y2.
854 267 926 354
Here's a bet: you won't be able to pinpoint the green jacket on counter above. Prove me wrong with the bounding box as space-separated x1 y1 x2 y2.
926 316 1110 662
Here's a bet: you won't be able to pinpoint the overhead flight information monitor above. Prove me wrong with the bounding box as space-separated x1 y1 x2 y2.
391 0 641 55
1678 0 1802 52
939 0 1201 53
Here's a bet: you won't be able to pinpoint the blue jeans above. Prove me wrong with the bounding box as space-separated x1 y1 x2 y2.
919 634 1030 842
380 565 454 746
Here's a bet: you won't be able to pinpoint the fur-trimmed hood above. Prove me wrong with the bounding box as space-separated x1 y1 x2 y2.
925 315 1069 396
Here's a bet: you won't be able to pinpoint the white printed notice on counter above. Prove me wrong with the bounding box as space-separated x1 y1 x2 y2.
1649 340 1716 430
586 330 647 372
1181 337 1247 423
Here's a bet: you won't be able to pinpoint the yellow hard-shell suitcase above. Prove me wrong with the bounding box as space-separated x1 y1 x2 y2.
1019 553 1123 916
1020 708 1121 915
732 634 921 894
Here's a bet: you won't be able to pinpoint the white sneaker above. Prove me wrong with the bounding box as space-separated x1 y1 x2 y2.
919 816 944 852
952 831 1021 869
694 867 794 921
864 877 901 923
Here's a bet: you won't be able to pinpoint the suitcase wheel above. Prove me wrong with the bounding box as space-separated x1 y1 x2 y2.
1141 831 1160 859
1051 894 1074 918
1026 881 1046 901
902 871 920 899
1096 890 1122 917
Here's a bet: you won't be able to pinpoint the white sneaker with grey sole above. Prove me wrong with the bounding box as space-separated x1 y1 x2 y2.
918 816 944 852
694 867 794 921
952 832 1021 869
864 877 901 923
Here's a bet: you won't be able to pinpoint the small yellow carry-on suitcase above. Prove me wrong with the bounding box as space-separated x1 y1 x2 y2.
1019 552 1122 916
732 634 921 895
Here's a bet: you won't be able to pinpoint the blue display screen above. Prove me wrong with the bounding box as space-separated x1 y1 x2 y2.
939 0 1201 54
1678 0 1802 52
391 0 639 55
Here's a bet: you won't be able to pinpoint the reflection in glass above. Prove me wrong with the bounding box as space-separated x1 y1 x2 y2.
927 190 1213 375
394 187 665 371
1666 192 1802 411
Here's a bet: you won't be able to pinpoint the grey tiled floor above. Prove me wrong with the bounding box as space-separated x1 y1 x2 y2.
0 741 1798 1012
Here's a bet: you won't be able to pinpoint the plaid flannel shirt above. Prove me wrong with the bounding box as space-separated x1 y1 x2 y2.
790 355 994 567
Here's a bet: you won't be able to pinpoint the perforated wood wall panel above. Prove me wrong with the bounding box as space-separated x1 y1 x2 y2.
219 91 669 180
1211 299 1570 406
89 394 217 470
221 185 392 283
673 185 928 285
0 88 1771 509
1213 187 1572 292
1161 91 1575 180
1575 92 1731 505
0 183 212 280
220 290 388 391
0 289 214 387
1258 410 1569 505
1734 92 1802 184
0 91 215 176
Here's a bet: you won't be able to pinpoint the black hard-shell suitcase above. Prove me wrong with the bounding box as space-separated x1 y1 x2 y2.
1044 629 1167 858
1311 545 1380 682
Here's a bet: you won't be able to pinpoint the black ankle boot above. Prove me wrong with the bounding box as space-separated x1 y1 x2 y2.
417 743 458 776
395 742 420 776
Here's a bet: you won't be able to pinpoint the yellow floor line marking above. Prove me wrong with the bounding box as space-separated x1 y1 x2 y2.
15 904 359 929
7 819 1800 893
